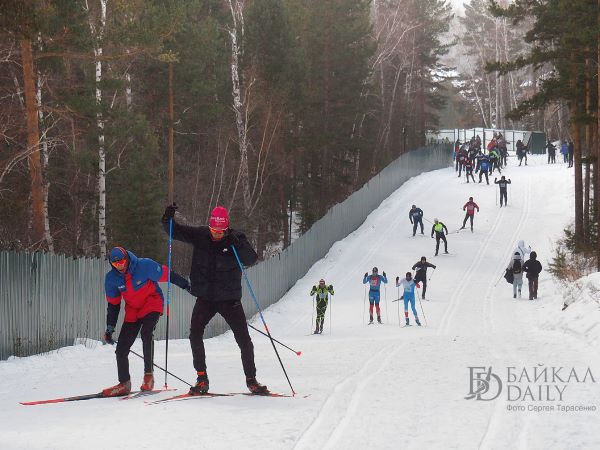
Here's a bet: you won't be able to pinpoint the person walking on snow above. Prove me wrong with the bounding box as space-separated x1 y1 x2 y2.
494 176 512 207
310 279 334 334
363 267 388 324
409 205 424 236
431 218 449 256
560 140 569 163
162 204 268 395
546 140 556 164
513 239 531 260
102 246 190 397
522 251 543 300
396 273 421 326
411 256 436 300
461 197 479 231
464 159 476 183
508 252 524 298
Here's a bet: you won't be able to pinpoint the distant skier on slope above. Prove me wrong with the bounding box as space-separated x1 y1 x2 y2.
409 205 425 236
523 251 543 300
464 158 476 183
477 154 491 184
396 273 421 326
411 256 436 300
431 218 449 256
363 267 388 324
310 279 334 334
460 197 479 232
102 246 190 397
494 176 512 207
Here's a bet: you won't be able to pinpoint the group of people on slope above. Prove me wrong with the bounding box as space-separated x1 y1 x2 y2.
101 205 269 398
360 261 435 327
545 139 574 167
454 134 508 184
506 240 543 300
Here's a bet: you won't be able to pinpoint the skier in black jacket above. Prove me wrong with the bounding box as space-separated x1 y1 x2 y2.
522 251 543 300
162 204 268 395
494 176 512 207
412 257 436 300
409 205 424 236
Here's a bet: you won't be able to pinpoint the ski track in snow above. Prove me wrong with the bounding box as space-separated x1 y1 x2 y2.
2 157 600 450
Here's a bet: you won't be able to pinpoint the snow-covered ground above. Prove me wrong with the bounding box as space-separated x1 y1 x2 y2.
2 156 599 450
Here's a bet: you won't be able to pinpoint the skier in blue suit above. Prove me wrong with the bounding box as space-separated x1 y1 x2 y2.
363 267 387 324
396 272 421 326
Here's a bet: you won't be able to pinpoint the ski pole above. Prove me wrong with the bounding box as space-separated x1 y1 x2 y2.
311 295 315 334
384 284 388 323
111 341 192 387
329 295 332 336
495 188 498 206
164 217 173 389
363 285 366 326
247 323 301 356
231 245 296 395
417 289 428 327
493 271 505 287
428 267 436 282
397 286 400 327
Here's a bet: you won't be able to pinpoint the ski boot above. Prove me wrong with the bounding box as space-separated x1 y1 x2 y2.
415 318 421 326
369 315 374 325
140 373 154 391
246 377 269 395
189 371 209 395
314 328 320 334
377 316 382 324
319 324 324 334
102 380 131 397
518 289 521 298
405 318 410 326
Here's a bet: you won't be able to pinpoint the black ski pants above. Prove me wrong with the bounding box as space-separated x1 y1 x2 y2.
499 188 508 206
462 213 474 230
528 276 539 299
465 167 475 183
414 272 428 298
189 298 256 378
412 217 424 235
478 170 489 184
116 311 160 383
434 233 447 255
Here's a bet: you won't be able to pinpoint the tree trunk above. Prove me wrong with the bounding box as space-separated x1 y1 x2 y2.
168 61 174 205
20 38 45 248
597 0 600 270
571 59 583 245
584 58 591 243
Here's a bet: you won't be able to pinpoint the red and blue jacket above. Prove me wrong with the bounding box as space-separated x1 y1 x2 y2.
105 251 172 324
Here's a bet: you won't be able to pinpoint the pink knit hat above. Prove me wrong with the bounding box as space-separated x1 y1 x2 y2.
209 206 229 231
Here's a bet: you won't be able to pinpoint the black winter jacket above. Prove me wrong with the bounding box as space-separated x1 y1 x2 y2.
163 220 258 302
522 258 543 279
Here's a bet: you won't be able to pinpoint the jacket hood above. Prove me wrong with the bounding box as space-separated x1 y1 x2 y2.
111 250 138 274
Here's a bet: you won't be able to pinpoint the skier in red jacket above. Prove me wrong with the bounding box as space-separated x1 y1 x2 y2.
460 197 479 232
102 246 190 397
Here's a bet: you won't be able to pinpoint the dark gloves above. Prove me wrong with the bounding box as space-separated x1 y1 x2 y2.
226 230 241 247
162 203 177 223
328 284 333 290
433 265 437 269
170 271 191 293
395 276 400 283
364 272 368 278
104 325 115 345
383 271 387 277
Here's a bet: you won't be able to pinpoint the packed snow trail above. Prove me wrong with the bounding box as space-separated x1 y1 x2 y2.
2 156 599 450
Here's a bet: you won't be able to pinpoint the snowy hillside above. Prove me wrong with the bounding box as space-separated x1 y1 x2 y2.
2 156 599 450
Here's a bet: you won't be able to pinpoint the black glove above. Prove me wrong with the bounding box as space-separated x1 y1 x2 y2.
226 230 241 247
364 272 368 278
433 265 437 269
328 285 333 290
104 325 115 345
383 271 387 277
162 203 178 223
395 276 399 283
